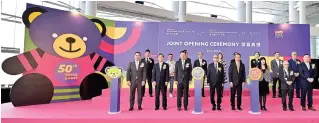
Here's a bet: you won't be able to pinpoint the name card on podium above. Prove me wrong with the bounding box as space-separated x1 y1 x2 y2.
249 68 262 114
192 67 205 114
105 66 123 114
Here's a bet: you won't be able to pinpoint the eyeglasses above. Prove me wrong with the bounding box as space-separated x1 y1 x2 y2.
293 54 297 55
283 64 289 65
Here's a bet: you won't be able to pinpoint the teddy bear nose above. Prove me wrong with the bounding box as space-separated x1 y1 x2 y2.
66 37 76 44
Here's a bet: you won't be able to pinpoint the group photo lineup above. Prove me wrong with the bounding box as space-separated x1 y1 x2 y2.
1 1 319 123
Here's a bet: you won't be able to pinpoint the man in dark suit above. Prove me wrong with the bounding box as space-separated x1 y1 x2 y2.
228 53 246 111
271 52 283 98
194 52 207 97
207 54 225 111
230 52 243 65
175 51 192 111
141 49 155 97
288 51 301 98
279 61 295 111
152 53 169 110
126 52 147 111
179 50 191 97
299 54 317 111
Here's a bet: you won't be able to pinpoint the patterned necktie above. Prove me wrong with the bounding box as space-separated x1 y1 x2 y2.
215 63 218 72
182 61 185 69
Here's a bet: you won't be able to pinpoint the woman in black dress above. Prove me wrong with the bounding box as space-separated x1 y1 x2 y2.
258 57 271 111
251 52 261 68
218 52 227 97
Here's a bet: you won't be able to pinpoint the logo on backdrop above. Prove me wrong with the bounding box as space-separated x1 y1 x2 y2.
275 30 283 38
55 61 80 84
99 22 143 54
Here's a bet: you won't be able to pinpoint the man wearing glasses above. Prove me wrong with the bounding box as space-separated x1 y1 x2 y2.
288 51 301 98
279 61 295 111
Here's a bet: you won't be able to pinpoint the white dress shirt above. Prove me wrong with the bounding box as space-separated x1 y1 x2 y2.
135 60 139 70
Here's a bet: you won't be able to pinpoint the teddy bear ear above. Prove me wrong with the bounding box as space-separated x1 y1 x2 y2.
90 19 106 37
22 7 47 28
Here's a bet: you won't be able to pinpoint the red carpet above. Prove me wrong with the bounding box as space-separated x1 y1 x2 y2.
2 88 319 123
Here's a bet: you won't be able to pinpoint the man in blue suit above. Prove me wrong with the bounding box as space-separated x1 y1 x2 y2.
299 54 317 111
288 51 301 98
152 53 169 110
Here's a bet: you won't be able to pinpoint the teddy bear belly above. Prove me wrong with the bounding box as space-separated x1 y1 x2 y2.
33 54 95 102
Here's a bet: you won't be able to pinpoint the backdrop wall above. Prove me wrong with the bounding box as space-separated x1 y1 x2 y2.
22 4 310 90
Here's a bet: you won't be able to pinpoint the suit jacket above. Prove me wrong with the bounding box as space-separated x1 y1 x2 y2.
141 57 154 79
279 67 295 90
299 62 317 88
251 58 260 68
271 59 283 78
288 58 301 73
228 61 246 86
207 62 224 87
126 61 147 84
152 62 169 85
174 59 192 83
193 59 208 75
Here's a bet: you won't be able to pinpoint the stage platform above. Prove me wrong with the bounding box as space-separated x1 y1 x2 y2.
2 88 319 123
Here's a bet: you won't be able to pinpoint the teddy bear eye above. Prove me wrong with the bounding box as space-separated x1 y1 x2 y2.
52 33 58 38
83 37 88 41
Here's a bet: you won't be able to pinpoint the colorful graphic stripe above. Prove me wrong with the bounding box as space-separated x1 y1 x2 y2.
90 52 114 73
51 86 81 103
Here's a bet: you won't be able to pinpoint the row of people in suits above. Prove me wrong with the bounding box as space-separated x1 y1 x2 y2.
126 50 317 112
251 51 317 111
126 50 245 111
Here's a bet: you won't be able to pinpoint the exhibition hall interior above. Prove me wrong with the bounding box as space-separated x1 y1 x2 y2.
1 1 319 123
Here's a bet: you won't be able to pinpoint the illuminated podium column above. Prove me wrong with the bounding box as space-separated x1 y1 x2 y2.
192 67 205 114
249 68 262 114
105 66 123 114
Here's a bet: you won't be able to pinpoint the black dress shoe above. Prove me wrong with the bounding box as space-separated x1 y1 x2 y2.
283 108 287 111
217 106 222 111
237 107 242 111
177 107 181 111
231 107 236 110
302 107 307 111
212 106 216 111
260 106 264 110
263 106 267 111
278 95 282 98
163 107 167 110
188 94 190 97
308 107 316 111
129 107 134 111
150 95 153 97
138 107 143 110
184 107 188 111
202 95 205 97
272 95 276 98
155 107 159 110
289 108 295 111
